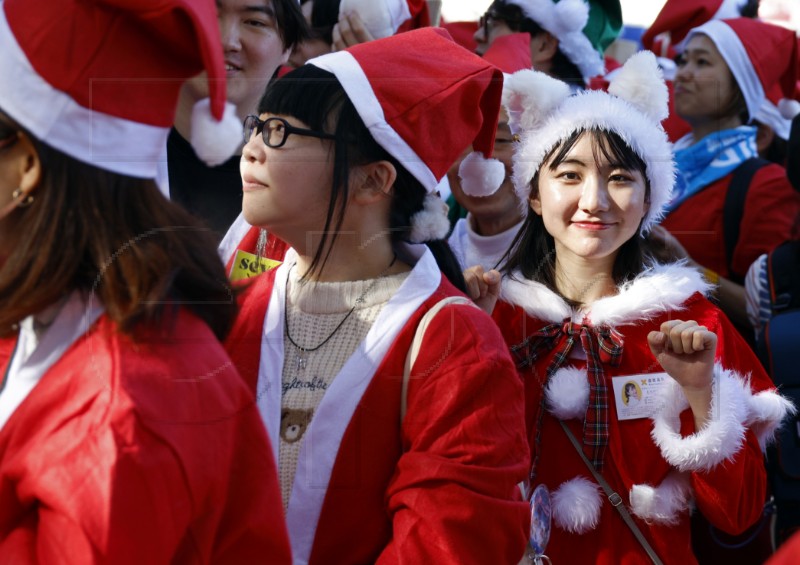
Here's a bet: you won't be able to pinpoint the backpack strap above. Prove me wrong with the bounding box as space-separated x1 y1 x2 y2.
723 157 769 283
401 296 476 422
767 241 800 315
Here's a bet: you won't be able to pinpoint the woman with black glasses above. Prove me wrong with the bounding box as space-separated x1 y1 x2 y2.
225 28 531 564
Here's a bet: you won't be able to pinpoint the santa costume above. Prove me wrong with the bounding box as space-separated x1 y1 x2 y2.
225 28 530 565
0 0 289 562
493 51 794 563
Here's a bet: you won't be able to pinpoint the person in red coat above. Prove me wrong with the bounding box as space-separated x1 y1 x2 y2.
225 28 531 564
654 19 800 324
0 1 289 562
465 51 793 563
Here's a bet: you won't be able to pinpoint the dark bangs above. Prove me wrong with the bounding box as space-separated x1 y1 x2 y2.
544 127 649 192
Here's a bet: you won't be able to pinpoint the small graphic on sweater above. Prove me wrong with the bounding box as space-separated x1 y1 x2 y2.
281 408 314 443
282 375 329 396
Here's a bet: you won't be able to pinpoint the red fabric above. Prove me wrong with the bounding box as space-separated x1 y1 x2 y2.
226 270 531 564
641 0 724 53
493 291 772 564
0 310 290 564
6 0 227 125
767 529 800 564
439 20 479 52
483 32 532 74
396 0 430 32
661 163 800 279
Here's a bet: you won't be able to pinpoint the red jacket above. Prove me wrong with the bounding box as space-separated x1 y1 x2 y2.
492 264 790 564
662 163 800 279
225 246 530 564
0 309 290 564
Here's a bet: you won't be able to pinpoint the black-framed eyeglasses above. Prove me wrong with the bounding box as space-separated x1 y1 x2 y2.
478 9 523 38
243 115 337 148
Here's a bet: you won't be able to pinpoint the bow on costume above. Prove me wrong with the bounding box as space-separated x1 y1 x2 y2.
512 319 624 472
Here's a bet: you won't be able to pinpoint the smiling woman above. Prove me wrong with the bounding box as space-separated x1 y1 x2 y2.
470 51 793 563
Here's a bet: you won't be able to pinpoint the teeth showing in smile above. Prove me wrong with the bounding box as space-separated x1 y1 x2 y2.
225 64 239 71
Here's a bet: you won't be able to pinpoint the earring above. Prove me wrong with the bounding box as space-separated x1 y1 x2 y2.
11 188 34 207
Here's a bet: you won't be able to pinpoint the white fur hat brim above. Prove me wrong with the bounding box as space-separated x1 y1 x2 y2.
510 52 674 233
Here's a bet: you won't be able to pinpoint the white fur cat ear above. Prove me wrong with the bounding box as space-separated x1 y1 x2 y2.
502 70 572 135
608 51 669 123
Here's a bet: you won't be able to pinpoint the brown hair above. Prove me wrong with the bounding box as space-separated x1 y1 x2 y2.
0 128 237 340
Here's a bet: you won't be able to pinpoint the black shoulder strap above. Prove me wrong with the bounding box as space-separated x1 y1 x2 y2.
767 240 800 314
723 157 770 282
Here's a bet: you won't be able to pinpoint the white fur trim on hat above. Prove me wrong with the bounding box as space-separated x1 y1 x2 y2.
545 366 589 420
510 0 604 80
685 20 764 123
630 471 693 525
409 193 450 243
458 151 506 197
339 0 411 39
651 365 751 472
756 99 793 141
552 476 603 534
746 389 796 450
190 99 242 167
510 51 674 233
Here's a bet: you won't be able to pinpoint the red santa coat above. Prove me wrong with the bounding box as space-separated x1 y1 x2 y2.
492 263 792 564
661 164 800 280
0 308 290 564
225 245 530 565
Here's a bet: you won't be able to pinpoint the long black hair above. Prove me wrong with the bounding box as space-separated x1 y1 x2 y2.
501 128 655 302
258 64 466 291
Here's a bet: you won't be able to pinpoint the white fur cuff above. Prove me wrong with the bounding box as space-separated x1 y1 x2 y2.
545 366 589 420
651 366 750 472
552 476 603 534
630 472 692 525
746 389 796 450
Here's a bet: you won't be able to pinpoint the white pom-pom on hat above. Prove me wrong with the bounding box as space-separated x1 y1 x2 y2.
409 193 450 243
458 152 506 197
552 0 589 36
503 70 571 136
779 98 800 120
190 99 242 167
608 51 669 123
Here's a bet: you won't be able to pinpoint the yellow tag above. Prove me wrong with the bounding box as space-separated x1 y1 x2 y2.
230 250 282 282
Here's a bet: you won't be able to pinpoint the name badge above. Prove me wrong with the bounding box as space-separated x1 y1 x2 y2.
230 249 282 282
612 373 671 421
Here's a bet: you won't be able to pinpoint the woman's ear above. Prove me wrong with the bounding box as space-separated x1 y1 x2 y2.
529 192 542 216
16 133 42 197
352 160 397 204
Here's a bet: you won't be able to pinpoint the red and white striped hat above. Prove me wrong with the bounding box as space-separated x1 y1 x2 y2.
0 0 241 179
309 27 504 194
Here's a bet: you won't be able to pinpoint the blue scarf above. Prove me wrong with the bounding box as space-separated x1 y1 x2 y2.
667 126 758 213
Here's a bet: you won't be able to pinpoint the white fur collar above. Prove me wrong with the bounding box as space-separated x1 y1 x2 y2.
500 262 711 327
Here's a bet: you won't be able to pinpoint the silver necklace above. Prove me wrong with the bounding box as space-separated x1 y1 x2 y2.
284 254 397 370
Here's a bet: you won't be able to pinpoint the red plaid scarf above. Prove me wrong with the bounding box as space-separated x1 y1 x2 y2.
512 319 624 472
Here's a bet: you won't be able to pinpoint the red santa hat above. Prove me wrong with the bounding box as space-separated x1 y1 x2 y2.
507 51 675 233
309 27 504 194
642 0 748 58
457 32 532 198
685 18 800 125
0 0 241 179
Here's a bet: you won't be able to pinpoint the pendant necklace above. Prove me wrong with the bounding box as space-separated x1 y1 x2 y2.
284 253 398 371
